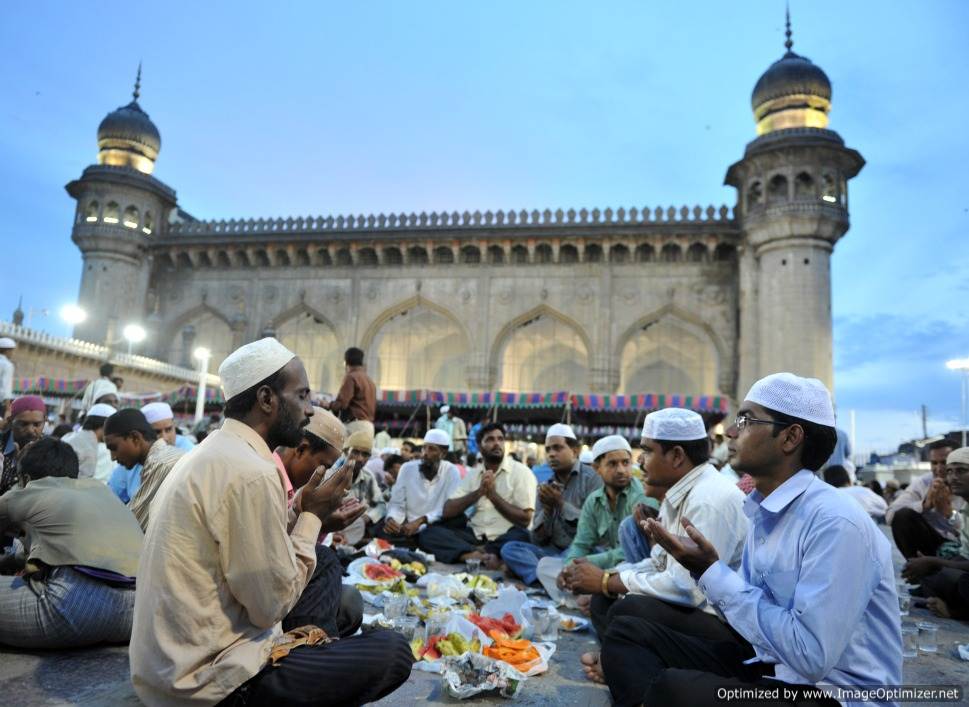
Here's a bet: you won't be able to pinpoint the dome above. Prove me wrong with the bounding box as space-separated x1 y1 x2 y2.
96 67 161 175
750 15 832 135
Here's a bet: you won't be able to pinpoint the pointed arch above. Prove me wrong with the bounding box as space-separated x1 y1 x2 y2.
491 305 591 393
270 302 342 394
164 303 234 369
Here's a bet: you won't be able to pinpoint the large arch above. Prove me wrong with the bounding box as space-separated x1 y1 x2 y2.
492 305 590 393
615 306 723 395
165 304 234 370
271 304 342 395
362 297 471 391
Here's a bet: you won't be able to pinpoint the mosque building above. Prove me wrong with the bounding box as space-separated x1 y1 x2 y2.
65 18 863 416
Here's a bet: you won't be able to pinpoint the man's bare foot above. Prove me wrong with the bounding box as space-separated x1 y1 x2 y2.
928 597 952 618
580 651 605 683
459 550 488 563
482 552 503 571
576 594 592 616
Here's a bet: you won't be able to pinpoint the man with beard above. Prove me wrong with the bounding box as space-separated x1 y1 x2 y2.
420 423 536 566
130 338 413 707
377 429 461 545
1 395 47 496
499 423 602 585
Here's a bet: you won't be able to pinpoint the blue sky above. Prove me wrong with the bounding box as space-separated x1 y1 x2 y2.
1 1 967 454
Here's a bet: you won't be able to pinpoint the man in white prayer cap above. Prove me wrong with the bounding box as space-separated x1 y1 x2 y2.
62 402 117 481
500 423 601 585
79 364 119 412
130 338 413 707
140 401 195 451
563 407 747 687
615 373 901 706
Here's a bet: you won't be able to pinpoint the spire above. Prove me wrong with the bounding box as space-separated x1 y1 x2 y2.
133 62 142 102
784 3 794 53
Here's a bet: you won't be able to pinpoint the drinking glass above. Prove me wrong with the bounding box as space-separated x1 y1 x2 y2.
466 558 482 575
384 594 408 621
901 625 918 658
396 615 420 640
917 621 938 653
425 615 448 642
531 606 558 642
898 591 911 616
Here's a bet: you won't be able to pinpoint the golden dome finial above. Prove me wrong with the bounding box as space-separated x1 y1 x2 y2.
133 62 142 102
784 3 794 53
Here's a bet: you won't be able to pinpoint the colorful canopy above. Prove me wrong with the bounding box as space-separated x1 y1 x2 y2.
375 389 728 413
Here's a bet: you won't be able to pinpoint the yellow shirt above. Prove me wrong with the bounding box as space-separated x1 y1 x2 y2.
130 419 322 706
451 455 537 540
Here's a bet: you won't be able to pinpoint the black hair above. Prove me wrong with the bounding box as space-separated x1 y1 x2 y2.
928 439 956 453
223 368 287 420
822 464 850 488
20 437 79 480
81 415 108 431
868 479 884 496
384 454 405 471
760 406 838 472
103 409 158 442
476 422 506 446
344 347 365 366
401 440 415 449
51 423 74 439
566 437 582 451
99 363 114 377
656 437 711 467
302 429 331 455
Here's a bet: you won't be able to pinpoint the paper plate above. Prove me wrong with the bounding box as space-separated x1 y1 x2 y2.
558 615 589 632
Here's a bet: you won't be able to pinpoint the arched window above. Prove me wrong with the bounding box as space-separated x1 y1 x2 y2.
143 210 153 235
746 181 763 210
713 243 737 262
276 311 341 394
433 246 454 264
407 246 428 265
635 243 655 262
335 248 353 266
383 247 403 265
498 314 589 393
123 205 139 228
357 248 378 266
372 306 469 390
686 243 707 262
487 245 505 264
767 174 788 204
103 202 120 224
510 245 528 264
535 244 553 264
560 244 579 263
85 201 99 222
794 172 815 199
170 311 234 371
609 244 630 263
660 243 682 262
585 244 603 263
619 315 718 395
821 173 838 203
460 245 481 264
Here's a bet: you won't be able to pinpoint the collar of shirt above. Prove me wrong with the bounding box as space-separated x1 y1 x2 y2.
2 430 14 457
589 479 635 510
271 451 295 506
743 468 814 518
664 462 714 511
221 418 275 464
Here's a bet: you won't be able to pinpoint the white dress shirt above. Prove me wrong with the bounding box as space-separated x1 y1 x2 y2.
618 462 748 615
841 485 888 518
0 353 13 402
386 459 461 525
451 455 537 540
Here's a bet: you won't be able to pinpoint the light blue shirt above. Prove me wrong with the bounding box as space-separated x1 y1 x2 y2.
174 434 195 452
698 470 901 707
108 462 142 504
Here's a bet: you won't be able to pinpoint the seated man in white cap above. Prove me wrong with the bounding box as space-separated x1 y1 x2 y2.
62 403 117 482
612 374 901 706
326 429 385 546
561 408 747 686
140 402 195 452
130 338 413 707
420 423 537 566
102 408 185 531
499 423 602 584
376 428 462 545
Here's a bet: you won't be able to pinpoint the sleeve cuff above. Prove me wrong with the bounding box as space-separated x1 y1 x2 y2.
292 511 323 542
697 560 746 609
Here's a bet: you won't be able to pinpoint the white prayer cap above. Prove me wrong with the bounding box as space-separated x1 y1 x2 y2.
424 428 450 448
642 408 707 441
591 435 632 461
947 448 969 466
88 379 118 404
141 402 174 423
381 446 400 456
306 406 345 449
579 449 594 464
0 337 15 349
546 423 577 441
744 372 835 427
440 405 451 414
87 403 117 418
218 337 296 401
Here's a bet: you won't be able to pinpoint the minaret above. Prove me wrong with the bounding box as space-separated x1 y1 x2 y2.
727 11 864 395
66 67 177 345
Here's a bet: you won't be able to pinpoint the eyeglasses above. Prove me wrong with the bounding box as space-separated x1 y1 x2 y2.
734 414 789 432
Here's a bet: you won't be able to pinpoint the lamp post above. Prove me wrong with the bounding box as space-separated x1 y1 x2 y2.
194 347 211 426
60 304 87 326
122 324 147 355
947 357 969 448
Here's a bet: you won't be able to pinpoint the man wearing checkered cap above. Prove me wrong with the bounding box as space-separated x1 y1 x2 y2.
607 373 901 707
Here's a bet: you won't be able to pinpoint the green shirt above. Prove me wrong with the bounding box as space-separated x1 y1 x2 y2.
563 478 657 569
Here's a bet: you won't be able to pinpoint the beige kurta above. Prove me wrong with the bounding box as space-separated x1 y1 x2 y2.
128 438 185 531
130 418 322 706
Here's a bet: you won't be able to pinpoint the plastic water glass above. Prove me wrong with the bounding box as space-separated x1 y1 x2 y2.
396 615 419 640
901 625 918 658
898 591 911 616
384 594 408 621
917 621 938 653
425 615 448 642
466 558 482 575
531 606 558 642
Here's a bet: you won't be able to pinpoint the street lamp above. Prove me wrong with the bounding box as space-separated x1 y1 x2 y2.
946 357 969 447
122 324 147 355
193 347 211 425
60 304 88 326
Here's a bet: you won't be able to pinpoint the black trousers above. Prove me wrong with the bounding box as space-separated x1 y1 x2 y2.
890 507 945 559
221 545 413 706
601 596 838 707
590 592 733 644
371 518 419 548
922 566 969 618
417 514 530 564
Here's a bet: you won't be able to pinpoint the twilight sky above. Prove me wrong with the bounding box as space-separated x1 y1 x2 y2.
1 1 966 454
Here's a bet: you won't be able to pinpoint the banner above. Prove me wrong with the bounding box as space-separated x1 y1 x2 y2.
376 389 728 413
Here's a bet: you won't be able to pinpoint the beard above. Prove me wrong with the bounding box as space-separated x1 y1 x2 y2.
419 458 439 478
483 447 504 465
268 401 306 449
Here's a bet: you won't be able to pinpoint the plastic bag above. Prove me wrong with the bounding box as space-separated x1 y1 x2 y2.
441 652 528 699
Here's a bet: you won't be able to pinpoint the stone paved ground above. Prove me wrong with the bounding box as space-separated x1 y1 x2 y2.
3 543 969 706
